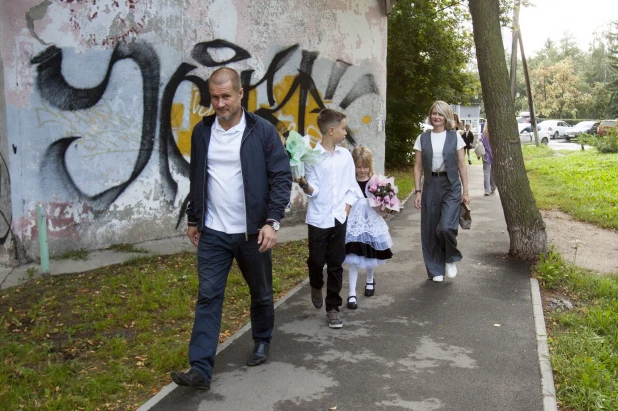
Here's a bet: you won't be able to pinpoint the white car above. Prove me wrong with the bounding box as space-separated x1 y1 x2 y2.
538 120 573 139
519 125 549 145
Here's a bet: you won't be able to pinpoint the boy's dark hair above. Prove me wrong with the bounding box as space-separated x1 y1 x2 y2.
317 109 346 135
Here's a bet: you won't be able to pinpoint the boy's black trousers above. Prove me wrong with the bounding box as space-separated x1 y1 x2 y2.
307 219 347 311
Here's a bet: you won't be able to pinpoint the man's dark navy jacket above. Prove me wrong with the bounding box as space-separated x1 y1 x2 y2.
185 111 293 234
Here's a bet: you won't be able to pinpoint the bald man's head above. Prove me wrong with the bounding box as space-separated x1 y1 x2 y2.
209 68 242 93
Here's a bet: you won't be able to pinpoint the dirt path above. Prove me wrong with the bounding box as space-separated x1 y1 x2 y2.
541 210 618 274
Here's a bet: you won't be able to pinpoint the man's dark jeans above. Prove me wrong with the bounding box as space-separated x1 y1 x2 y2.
189 227 274 381
307 219 347 312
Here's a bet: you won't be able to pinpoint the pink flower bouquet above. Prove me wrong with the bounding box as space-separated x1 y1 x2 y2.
365 174 402 214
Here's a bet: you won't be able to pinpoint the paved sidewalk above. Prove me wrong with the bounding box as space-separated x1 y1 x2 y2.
139 165 554 411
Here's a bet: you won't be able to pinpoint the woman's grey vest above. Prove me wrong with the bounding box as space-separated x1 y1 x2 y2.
419 130 460 184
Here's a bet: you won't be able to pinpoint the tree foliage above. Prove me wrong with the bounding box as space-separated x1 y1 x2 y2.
386 0 478 167
532 58 580 118
512 20 618 119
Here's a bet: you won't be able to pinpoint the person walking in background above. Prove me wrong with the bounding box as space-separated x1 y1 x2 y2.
413 101 470 282
296 109 361 328
171 67 292 390
453 113 465 135
344 146 393 309
462 123 475 165
478 123 497 196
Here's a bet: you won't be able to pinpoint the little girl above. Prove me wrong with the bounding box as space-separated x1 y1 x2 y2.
344 146 393 309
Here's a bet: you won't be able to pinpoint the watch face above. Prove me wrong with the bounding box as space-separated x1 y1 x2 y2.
270 221 280 231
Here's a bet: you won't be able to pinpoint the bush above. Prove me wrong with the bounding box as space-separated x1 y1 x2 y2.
577 128 618 153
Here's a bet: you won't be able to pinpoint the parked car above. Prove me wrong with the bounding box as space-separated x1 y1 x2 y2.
538 120 573 139
597 119 618 137
520 125 549 145
564 121 600 140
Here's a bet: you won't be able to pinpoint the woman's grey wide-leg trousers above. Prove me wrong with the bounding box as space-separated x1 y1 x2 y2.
420 175 463 278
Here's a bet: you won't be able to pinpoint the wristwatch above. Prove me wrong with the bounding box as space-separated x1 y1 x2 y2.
413 189 421 194
299 182 309 189
266 220 280 231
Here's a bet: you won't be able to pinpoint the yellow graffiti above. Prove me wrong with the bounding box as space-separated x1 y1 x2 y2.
362 115 372 124
173 76 330 155
249 75 327 147
171 85 212 156
35 99 142 159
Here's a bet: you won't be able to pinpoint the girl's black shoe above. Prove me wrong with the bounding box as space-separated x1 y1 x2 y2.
364 281 376 297
347 296 358 309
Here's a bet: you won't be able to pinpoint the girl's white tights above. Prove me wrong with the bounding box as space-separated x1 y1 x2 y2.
366 267 374 290
348 265 375 299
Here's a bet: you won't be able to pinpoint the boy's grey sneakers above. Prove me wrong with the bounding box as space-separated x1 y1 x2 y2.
432 275 444 282
327 309 343 328
311 287 323 309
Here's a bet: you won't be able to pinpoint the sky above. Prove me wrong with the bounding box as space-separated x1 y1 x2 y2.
501 0 616 56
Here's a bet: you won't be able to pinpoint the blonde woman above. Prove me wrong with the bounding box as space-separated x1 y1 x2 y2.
413 101 470 282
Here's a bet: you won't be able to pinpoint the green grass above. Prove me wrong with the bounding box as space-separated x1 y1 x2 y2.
521 143 555 160
106 243 149 254
535 251 618 410
52 248 89 261
0 240 309 410
525 149 618 230
522 145 618 409
386 166 414 200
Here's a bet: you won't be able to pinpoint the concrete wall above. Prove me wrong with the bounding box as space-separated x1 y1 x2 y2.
0 0 388 265
452 104 481 121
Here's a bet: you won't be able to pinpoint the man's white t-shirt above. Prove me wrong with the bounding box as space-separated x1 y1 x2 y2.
205 114 247 234
413 131 466 172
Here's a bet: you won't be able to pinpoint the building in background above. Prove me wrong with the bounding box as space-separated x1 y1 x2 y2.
0 0 390 265
451 104 485 137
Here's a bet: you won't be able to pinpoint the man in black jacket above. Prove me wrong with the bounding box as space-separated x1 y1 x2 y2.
170 67 292 390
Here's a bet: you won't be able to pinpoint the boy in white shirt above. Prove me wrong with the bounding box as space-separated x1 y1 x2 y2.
297 109 361 329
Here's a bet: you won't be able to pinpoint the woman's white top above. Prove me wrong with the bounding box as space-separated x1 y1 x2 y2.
413 131 466 172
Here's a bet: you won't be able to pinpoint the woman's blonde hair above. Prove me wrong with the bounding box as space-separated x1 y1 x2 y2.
454 113 462 130
427 101 455 130
351 146 375 176
482 122 489 139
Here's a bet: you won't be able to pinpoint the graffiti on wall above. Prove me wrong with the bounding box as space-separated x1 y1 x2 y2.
30 39 380 228
0 151 11 245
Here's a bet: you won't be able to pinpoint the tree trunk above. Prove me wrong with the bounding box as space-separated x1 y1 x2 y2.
468 0 547 260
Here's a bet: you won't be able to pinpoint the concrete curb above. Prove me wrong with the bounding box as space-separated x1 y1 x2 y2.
530 278 558 411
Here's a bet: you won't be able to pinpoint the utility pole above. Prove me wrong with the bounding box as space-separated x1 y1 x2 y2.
509 0 521 100
511 0 540 146
519 30 540 146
